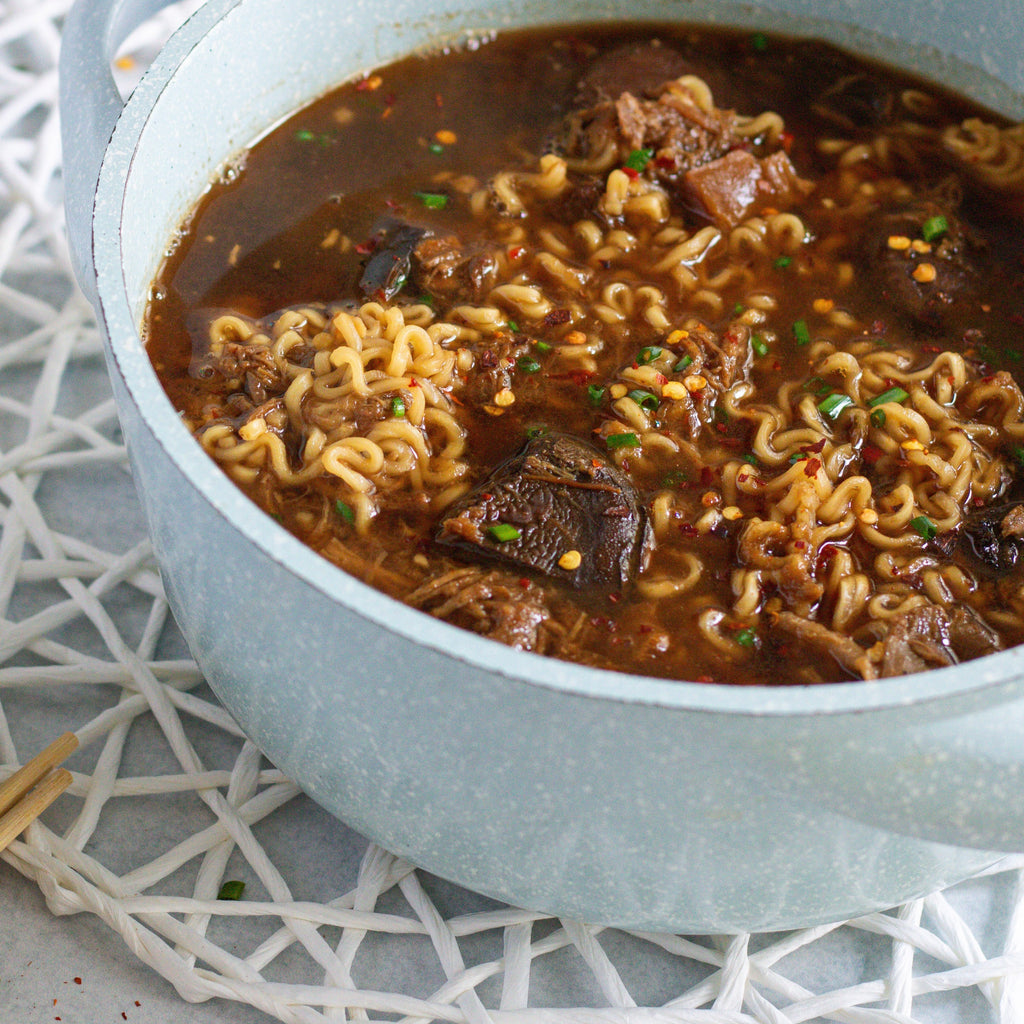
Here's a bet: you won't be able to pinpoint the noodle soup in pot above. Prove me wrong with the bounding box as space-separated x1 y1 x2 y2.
144 23 1024 686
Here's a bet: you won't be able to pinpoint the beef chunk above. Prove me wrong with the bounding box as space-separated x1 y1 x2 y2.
859 202 981 331
436 432 652 590
358 219 428 302
683 149 814 228
413 234 500 302
774 611 876 680
881 603 1002 676
461 332 533 406
575 41 692 106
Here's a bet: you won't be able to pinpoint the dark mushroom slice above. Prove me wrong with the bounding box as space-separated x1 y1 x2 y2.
953 500 1024 576
358 218 428 302
436 432 653 590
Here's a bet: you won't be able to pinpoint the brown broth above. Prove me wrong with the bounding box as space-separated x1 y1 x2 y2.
145 24 1024 684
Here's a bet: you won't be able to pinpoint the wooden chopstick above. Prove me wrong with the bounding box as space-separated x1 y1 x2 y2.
0 732 78 853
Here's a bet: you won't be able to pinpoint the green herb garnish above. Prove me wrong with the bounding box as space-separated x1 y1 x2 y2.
734 627 757 648
525 425 548 439
587 384 606 407
870 408 886 428
793 319 811 346
637 346 662 365
773 255 792 269
390 397 406 418
921 214 949 242
218 880 246 901
606 432 641 449
661 469 689 487
487 523 521 543
673 354 693 372
624 147 654 172
628 389 659 411
751 335 769 357
335 500 355 524
818 393 854 420
414 190 449 209
869 387 909 407
533 340 552 353
750 31 768 52
910 515 937 540
428 141 445 155
516 355 542 374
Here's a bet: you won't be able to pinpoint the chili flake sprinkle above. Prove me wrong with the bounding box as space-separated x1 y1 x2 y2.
558 549 583 570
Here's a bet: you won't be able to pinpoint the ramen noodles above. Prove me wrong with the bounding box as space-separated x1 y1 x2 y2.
143 24 1024 684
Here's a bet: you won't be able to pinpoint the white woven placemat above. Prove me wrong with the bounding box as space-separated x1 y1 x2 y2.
3 2 1024 1021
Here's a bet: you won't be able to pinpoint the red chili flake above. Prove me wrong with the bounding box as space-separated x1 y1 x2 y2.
655 372 668 385
862 445 883 464
801 437 827 454
696 674 715 683
407 378 419 387
518 578 530 589
803 457 821 477
435 93 444 108
73 979 82 986
715 422 728 433
122 1014 128 1021
549 369 594 386
608 592 621 603
794 539 806 549
737 473 749 483
699 466 718 485
621 166 639 179
922 343 942 352
780 130 795 153
481 492 493 501
354 238 376 255
135 1003 141 1009
679 523 698 537
638 624 653 634
508 246 526 260
655 154 677 169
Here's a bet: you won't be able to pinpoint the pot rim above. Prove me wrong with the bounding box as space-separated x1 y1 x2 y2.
93 0 1024 719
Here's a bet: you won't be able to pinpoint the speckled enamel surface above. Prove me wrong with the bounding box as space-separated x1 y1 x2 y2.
61 0 1024 931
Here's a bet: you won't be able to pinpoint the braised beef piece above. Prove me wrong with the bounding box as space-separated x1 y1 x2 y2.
952 500 1024 576
880 604 1002 676
574 41 692 106
461 333 534 407
406 567 554 651
859 201 981 331
436 432 653 590
413 234 500 301
358 218 428 302
684 148 814 229
773 611 876 679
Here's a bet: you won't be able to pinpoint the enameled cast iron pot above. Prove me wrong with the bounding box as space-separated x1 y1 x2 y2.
60 0 1024 932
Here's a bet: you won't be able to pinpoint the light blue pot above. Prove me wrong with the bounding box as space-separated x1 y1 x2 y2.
60 0 1024 932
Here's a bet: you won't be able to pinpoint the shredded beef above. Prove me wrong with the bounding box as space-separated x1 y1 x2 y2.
880 603 1002 677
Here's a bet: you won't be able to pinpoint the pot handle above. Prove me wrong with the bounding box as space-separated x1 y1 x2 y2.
60 0 182 305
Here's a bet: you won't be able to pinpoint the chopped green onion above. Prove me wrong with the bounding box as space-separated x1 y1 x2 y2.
870 408 886 428
910 515 937 540
525 425 548 439
533 340 552 353
661 469 688 487
773 255 792 269
1014 445 1024 467
587 384 606 406
390 397 405 417
789 452 808 463
335 500 355 524
742 452 760 466
516 355 541 374
818 392 854 420
734 302 745 315
673 354 693 372
295 129 316 141
606 432 641 449
751 335 769 357
418 293 435 310
734 627 757 648
506 320 519 333
428 141 445 155
921 214 949 242
218 880 246 901
624 147 654 171
805 376 832 396
869 386 909 407
637 345 663 365
793 319 811 345
750 31 768 52
414 190 449 209
487 523 521 542
628 389 659 411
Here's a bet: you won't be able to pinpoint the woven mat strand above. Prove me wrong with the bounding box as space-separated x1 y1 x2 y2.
2 2 1024 1021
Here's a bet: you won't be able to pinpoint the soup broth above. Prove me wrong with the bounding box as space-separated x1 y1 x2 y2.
145 24 1024 684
